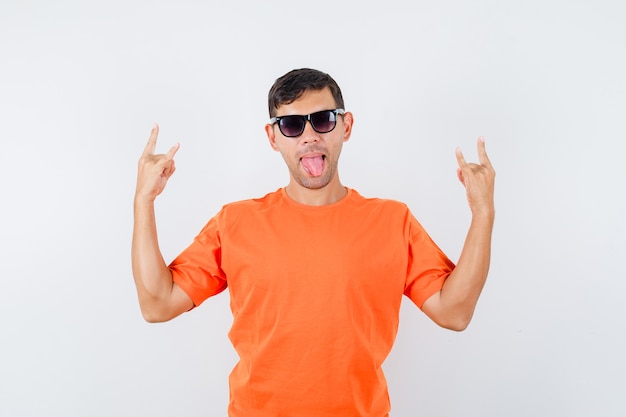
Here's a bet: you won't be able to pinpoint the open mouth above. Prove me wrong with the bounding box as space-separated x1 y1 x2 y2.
300 155 325 177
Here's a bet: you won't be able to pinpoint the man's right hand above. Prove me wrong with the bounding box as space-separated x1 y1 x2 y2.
135 124 180 202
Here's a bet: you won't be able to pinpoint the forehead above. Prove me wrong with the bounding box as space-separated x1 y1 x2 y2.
276 87 337 116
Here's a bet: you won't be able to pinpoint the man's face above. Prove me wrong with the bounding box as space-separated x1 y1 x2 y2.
265 87 353 190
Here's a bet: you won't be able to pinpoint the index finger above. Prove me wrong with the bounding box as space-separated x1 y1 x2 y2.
477 136 493 168
455 146 467 168
142 124 159 156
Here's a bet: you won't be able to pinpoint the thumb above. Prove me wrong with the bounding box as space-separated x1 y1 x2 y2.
457 168 465 186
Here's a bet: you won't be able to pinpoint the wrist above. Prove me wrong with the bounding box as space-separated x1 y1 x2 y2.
134 193 156 209
471 207 495 223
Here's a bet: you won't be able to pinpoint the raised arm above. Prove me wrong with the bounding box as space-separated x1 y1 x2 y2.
422 137 495 331
132 124 193 323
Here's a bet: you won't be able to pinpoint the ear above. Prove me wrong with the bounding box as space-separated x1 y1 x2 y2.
265 123 280 151
341 111 354 143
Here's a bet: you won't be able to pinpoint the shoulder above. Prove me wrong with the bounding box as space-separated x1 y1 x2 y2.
345 189 415 230
348 188 410 214
194 190 283 237
217 189 283 218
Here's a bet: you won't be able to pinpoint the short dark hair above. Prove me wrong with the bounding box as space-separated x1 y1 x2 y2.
268 68 345 118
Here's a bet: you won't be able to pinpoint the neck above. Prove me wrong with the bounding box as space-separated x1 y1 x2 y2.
284 178 347 206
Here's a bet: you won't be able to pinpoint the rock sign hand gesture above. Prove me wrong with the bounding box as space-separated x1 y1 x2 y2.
455 137 495 216
135 124 180 202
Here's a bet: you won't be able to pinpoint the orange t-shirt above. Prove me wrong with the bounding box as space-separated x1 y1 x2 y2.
170 188 454 417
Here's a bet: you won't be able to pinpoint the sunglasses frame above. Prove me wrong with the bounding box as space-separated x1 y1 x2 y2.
269 109 345 138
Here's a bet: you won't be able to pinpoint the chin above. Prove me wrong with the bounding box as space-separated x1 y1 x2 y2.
299 179 330 190
297 174 333 190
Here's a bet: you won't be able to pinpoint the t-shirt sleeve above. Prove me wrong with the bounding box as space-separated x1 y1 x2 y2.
404 213 455 309
169 211 228 307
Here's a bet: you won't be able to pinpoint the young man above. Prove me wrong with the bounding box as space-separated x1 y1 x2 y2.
132 68 495 417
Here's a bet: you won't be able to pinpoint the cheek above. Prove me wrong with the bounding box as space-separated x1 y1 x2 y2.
330 141 344 159
277 148 296 166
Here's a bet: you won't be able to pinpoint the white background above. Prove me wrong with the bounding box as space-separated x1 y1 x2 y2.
1 1 625 416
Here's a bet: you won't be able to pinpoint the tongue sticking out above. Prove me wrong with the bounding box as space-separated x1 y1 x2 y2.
301 156 325 177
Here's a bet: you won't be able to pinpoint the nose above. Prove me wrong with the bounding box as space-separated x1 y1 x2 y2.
300 120 320 144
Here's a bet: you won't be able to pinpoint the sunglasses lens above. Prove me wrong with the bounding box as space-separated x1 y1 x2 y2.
279 116 305 137
311 111 337 133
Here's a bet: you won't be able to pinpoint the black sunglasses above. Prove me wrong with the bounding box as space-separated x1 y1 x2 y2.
270 109 345 138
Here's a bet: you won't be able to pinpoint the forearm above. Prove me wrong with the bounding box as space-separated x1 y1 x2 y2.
131 198 175 317
438 210 494 328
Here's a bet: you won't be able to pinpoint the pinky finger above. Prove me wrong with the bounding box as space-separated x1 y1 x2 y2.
477 137 493 168
166 142 180 160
